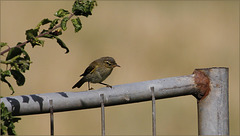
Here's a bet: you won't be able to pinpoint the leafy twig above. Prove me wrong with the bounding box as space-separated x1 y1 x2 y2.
1 13 74 56
0 0 97 95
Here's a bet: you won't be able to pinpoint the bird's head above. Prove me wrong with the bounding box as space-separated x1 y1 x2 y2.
101 57 120 69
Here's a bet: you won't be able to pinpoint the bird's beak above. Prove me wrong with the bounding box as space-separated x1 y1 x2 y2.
115 64 120 67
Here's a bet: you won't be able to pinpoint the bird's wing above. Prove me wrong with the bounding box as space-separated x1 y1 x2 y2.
80 64 98 77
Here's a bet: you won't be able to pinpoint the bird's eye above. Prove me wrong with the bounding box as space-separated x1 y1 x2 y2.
105 61 112 66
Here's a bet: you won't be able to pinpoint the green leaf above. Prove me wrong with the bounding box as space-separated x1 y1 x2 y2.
0 69 11 77
61 17 69 31
55 9 70 18
6 42 26 61
26 29 44 47
49 19 60 29
1 102 21 135
5 80 14 94
72 0 97 17
17 42 26 48
19 48 30 61
6 47 22 61
40 18 52 25
17 58 32 73
16 58 32 73
12 117 21 123
0 102 9 117
38 39 45 46
55 37 69 53
40 29 54 39
41 29 62 39
71 17 82 32
0 42 7 49
36 18 52 30
4 43 31 73
7 129 16 135
26 29 38 39
10 70 25 86
0 70 14 94
1 124 7 135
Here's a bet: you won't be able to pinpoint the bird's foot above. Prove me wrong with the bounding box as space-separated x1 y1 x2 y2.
99 82 112 89
88 87 94 90
106 85 112 88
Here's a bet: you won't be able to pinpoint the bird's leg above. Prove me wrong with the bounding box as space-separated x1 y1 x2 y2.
99 82 112 88
88 82 94 90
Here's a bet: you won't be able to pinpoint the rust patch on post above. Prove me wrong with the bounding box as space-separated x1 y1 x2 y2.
193 70 210 100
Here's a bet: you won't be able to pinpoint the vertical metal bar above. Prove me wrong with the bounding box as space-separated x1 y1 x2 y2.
49 100 54 136
100 94 105 136
197 67 229 135
151 87 156 136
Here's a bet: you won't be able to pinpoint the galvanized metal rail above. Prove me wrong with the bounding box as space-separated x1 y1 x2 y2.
197 68 229 135
0 67 229 135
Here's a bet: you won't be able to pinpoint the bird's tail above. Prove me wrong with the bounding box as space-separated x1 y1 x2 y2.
72 78 86 89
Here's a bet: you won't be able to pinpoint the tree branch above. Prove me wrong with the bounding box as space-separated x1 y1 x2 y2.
1 13 74 56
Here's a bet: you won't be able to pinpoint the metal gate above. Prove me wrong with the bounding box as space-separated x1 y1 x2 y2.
1 67 229 135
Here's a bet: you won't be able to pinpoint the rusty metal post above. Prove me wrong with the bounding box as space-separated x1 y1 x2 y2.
196 67 229 135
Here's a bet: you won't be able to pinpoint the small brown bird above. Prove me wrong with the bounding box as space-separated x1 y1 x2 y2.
72 56 120 90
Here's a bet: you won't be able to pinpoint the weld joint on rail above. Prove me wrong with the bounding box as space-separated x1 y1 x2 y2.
193 69 211 101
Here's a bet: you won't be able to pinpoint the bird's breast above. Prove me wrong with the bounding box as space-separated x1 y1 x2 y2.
85 67 113 83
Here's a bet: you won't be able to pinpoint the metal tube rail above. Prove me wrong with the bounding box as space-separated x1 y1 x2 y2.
1 73 198 116
0 67 229 135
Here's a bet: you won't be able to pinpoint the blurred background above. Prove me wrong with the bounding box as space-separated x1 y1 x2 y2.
1 0 239 135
